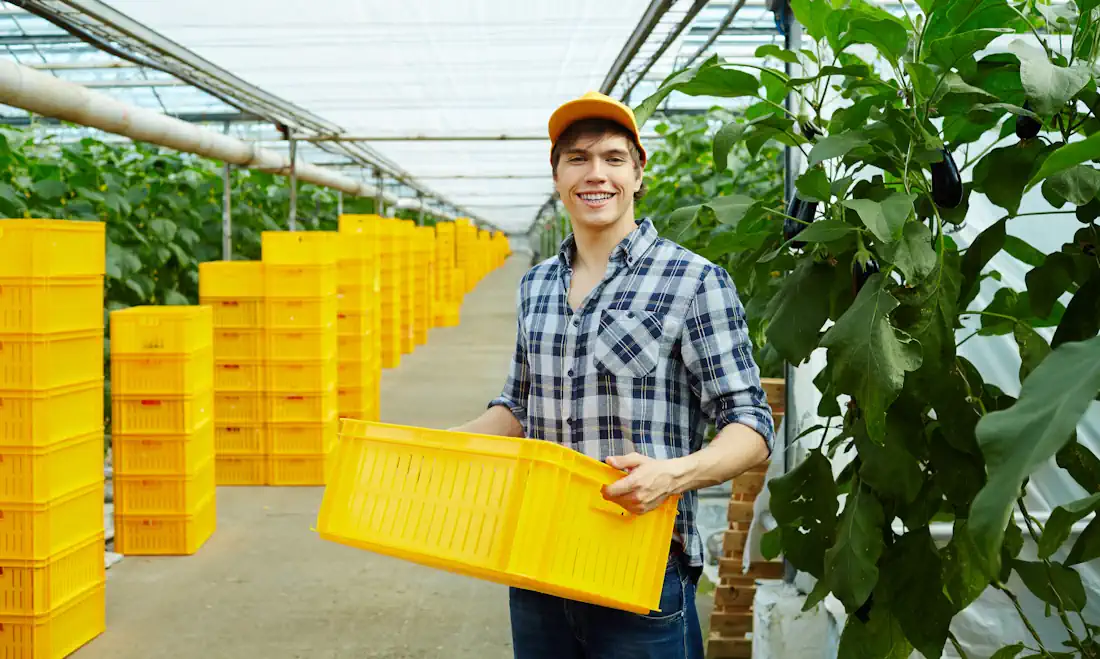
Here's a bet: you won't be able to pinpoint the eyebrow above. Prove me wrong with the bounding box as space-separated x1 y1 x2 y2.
564 147 630 157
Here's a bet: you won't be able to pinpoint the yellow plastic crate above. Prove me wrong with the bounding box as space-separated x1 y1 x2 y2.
0 483 104 561
337 335 374 364
0 581 104 659
213 361 263 391
0 431 104 504
336 312 373 336
214 424 264 455
265 297 337 329
265 359 336 393
0 278 102 335
0 220 105 278
202 298 265 328
215 455 267 485
213 329 265 361
112 422 214 476
113 494 215 555
110 346 214 396
337 360 374 390
337 261 376 288
269 454 331 486
338 387 373 416
316 421 679 615
267 391 337 424
0 380 103 448
264 265 337 299
336 285 374 311
0 332 101 392
213 392 265 425
265 329 336 361
261 230 338 265
114 458 214 515
198 261 265 298
112 390 213 436
109 306 213 355
0 531 104 618
268 420 336 455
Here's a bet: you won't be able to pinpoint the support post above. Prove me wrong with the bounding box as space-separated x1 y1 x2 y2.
222 162 232 260
288 137 298 231
337 189 343 217
374 168 384 215
417 193 425 226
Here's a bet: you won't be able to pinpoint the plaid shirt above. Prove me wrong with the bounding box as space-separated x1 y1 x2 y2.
489 217 775 568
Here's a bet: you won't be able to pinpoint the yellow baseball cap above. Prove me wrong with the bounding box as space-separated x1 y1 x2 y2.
548 91 647 165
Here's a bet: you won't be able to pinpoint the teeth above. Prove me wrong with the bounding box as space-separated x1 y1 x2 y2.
579 193 613 201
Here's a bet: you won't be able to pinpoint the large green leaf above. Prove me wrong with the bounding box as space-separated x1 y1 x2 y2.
764 259 834 364
1029 134 1100 189
960 217 1006 307
1038 493 1100 559
1025 251 1076 318
795 218 858 243
836 587 914 659
1011 559 1087 611
879 529 953 658
1008 41 1092 115
923 0 1019 44
894 248 963 378
713 121 747 172
971 141 1050 216
1065 516 1100 565
855 420 923 504
754 44 801 65
1046 165 1100 206
841 17 910 60
968 334 1100 578
820 273 924 441
824 484 884 612
796 167 831 202
1001 235 1046 268
1013 323 1051 382
841 193 917 244
877 221 937 281
768 450 838 578
1051 276 1100 348
633 56 760 126
926 28 1010 69
1056 440 1100 493
808 131 871 167
941 519 990 610
790 0 832 41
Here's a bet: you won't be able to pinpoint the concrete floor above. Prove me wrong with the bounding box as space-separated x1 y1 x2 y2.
76 255 713 659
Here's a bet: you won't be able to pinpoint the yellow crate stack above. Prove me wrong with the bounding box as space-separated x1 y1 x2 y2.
477 230 491 282
397 221 417 355
110 305 216 557
0 220 106 657
378 218 404 369
433 222 460 327
198 261 268 486
413 226 434 342
336 215 383 423
455 218 479 293
261 231 339 486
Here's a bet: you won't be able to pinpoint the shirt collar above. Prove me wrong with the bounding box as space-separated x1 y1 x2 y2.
557 217 657 271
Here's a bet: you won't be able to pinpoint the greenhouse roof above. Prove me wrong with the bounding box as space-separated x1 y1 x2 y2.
0 0 797 233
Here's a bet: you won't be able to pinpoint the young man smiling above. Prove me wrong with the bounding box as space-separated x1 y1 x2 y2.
454 91 775 659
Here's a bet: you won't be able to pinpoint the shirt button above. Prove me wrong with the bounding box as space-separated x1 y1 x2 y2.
567 369 574 377
566 417 573 426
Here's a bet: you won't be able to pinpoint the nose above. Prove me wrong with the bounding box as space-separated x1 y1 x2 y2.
585 158 608 183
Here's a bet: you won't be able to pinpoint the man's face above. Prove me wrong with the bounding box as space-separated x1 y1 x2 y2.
553 132 642 232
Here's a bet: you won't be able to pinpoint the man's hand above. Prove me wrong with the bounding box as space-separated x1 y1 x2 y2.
601 452 684 515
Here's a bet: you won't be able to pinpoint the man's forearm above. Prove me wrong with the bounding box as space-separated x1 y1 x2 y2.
451 404 525 438
669 422 770 494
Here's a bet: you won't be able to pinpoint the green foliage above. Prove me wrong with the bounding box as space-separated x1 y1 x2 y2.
629 0 1100 655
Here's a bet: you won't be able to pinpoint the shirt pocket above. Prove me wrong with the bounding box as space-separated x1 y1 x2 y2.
593 309 663 378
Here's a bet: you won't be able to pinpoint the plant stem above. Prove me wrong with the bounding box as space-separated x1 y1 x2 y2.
999 584 1056 657
956 329 981 347
959 310 1020 323
948 632 970 659
1017 499 1088 651
1009 3 1053 58
961 133 1010 171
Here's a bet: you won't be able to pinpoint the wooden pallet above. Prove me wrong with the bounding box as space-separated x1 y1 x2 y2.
706 377 785 659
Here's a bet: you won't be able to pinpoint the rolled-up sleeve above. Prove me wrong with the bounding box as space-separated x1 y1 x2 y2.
679 264 775 453
487 285 530 434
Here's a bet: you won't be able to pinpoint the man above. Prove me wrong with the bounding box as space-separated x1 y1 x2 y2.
453 91 775 659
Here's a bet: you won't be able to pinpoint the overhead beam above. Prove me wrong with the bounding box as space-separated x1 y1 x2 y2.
601 0 674 95
0 110 264 126
29 59 137 70
0 33 80 45
301 133 663 142
620 0 710 103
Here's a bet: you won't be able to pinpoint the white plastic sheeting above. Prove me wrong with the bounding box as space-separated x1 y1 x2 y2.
100 0 652 233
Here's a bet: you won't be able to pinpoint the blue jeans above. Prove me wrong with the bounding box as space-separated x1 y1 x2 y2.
508 547 705 659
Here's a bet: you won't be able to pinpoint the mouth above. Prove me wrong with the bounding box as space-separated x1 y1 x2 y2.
576 191 616 209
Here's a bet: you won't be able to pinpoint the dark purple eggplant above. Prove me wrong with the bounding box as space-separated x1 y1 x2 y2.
800 120 820 141
1015 101 1041 140
851 257 879 296
784 196 806 248
930 149 964 209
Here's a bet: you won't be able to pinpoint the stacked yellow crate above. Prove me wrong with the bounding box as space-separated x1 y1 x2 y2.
378 219 404 369
478 230 491 282
110 306 216 556
413 226 433 342
199 261 267 485
456 218 479 293
336 215 382 422
262 231 339 486
0 219 106 656
397 221 417 356
433 222 459 327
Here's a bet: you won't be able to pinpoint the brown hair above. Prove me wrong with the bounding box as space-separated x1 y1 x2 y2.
550 118 647 201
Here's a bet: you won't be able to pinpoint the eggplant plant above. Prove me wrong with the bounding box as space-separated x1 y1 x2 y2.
634 0 1100 656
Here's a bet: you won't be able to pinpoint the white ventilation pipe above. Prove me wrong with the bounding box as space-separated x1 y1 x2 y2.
0 58 389 200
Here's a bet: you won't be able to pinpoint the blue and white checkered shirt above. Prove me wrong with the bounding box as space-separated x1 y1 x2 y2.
489 217 775 568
